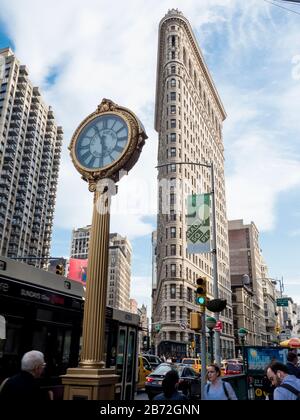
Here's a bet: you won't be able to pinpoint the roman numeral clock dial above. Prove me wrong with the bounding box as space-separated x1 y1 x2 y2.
69 99 148 189
75 114 128 170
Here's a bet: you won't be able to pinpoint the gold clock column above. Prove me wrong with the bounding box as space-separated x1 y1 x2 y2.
80 187 108 367
62 181 118 400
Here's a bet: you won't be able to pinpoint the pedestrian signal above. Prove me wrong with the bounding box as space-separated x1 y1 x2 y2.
196 277 207 305
56 264 64 276
190 312 201 330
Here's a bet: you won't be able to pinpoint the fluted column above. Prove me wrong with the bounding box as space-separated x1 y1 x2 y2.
79 182 111 368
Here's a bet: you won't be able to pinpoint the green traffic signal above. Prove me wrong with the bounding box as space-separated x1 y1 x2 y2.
196 296 206 305
196 277 207 306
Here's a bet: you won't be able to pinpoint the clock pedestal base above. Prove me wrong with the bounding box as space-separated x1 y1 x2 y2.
62 366 118 400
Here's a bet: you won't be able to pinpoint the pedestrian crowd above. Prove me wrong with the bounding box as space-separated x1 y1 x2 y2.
1 349 300 400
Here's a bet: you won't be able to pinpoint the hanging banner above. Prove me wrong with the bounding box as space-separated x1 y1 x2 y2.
186 193 211 254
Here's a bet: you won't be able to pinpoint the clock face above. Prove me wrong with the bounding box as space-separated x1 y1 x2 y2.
75 114 129 170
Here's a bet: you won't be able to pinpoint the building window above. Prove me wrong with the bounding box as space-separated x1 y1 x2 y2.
170 133 176 142
180 285 183 299
183 47 187 65
170 306 176 321
171 51 175 59
170 119 176 128
170 92 176 101
170 164 176 172
170 209 176 221
171 35 176 47
171 264 176 278
170 147 176 157
170 284 176 298
187 287 193 303
170 227 176 238
171 66 176 74
170 244 176 256
170 105 176 114
170 78 176 87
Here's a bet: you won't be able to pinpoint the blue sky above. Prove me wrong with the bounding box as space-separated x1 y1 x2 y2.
1 0 300 312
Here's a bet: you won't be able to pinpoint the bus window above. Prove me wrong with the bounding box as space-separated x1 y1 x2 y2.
127 331 134 382
116 330 125 376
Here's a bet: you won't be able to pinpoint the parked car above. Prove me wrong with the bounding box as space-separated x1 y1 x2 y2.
145 363 201 400
181 358 201 373
224 362 243 375
142 354 162 370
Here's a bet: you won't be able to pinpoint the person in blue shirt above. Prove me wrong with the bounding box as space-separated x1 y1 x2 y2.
204 364 238 400
267 361 300 400
286 352 300 379
153 369 188 401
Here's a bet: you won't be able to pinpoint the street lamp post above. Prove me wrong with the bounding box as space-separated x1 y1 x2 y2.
156 160 221 365
238 328 248 374
206 317 217 364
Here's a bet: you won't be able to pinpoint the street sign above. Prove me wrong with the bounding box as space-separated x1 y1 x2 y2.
214 320 223 332
155 324 161 332
276 298 289 307
180 322 187 330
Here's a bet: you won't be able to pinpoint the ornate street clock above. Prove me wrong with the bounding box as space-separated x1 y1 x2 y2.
63 99 147 401
69 98 148 189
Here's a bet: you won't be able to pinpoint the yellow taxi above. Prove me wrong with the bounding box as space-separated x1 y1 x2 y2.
137 355 152 391
181 358 201 373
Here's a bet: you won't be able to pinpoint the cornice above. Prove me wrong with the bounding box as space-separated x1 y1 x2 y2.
155 12 226 132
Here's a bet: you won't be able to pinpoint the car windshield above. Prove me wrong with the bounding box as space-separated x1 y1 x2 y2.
182 359 194 364
152 365 173 375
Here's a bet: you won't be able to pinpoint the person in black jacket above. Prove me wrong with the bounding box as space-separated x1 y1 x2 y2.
286 352 300 379
0 350 51 401
153 369 188 400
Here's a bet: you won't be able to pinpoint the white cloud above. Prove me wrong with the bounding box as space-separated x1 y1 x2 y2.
130 276 152 317
226 130 300 230
2 0 300 307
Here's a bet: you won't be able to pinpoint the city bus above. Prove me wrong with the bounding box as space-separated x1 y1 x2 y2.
0 256 139 399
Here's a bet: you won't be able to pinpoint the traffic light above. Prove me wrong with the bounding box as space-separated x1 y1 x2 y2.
56 264 64 276
196 277 207 305
190 312 201 330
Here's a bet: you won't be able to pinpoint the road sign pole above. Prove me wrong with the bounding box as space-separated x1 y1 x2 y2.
200 310 207 400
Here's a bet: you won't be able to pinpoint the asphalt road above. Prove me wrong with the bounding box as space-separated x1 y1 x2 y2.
135 391 149 400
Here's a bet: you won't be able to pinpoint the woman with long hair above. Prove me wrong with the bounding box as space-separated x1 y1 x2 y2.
204 364 237 400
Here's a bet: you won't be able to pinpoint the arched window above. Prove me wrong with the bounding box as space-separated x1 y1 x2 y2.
170 78 176 87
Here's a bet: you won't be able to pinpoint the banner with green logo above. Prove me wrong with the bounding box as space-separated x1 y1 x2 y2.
186 193 211 254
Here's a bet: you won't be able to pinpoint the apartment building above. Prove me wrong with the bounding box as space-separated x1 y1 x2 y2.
0 48 62 267
228 219 267 345
70 227 132 312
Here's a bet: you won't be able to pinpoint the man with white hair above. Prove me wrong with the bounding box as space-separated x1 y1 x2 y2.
0 350 50 400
